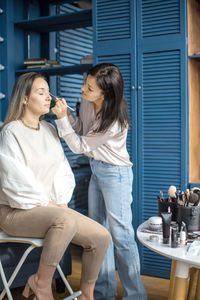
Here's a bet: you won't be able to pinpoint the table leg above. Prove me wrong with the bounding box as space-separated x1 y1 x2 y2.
168 261 189 300
168 260 176 300
188 268 199 300
195 269 200 300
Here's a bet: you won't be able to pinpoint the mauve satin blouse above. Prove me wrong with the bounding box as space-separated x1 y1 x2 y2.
55 99 132 167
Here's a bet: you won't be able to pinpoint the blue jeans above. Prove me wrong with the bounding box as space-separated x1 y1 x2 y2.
88 159 147 300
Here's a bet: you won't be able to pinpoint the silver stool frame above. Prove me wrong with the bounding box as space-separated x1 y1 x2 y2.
0 231 81 300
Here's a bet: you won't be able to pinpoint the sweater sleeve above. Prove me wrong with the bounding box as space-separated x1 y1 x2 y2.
0 130 49 209
68 113 83 135
51 154 76 204
55 116 116 155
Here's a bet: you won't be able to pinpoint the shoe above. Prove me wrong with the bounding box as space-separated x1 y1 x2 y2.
22 274 54 300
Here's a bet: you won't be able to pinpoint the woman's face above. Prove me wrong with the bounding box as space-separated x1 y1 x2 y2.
23 78 51 117
81 75 104 106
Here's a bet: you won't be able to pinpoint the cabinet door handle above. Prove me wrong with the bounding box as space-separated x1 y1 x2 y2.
0 93 5 100
0 65 5 71
137 85 142 90
130 86 135 90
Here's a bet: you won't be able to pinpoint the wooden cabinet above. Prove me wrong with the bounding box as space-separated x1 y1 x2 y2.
188 0 200 183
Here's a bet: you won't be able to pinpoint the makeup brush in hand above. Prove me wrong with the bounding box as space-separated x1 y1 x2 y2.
50 93 75 111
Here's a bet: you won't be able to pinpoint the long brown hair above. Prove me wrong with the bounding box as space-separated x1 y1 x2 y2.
2 72 46 129
87 63 129 133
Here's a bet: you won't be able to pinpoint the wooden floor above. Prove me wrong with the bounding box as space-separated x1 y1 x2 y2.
64 260 170 300
10 259 170 300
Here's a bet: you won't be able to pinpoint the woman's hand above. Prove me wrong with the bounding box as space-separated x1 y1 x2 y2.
57 204 68 210
51 98 68 119
47 201 59 207
47 202 68 210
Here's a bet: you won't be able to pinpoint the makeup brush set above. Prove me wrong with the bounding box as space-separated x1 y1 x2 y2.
158 186 200 207
158 185 200 232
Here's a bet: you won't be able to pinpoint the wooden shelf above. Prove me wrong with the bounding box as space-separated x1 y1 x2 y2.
47 0 88 4
188 55 200 60
188 0 200 56
188 0 200 183
14 9 92 32
15 64 92 76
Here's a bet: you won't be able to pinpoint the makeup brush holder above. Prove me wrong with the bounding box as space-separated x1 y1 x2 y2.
177 206 200 232
158 199 178 222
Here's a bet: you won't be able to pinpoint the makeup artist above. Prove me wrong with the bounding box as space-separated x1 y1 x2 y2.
52 63 147 300
0 72 110 300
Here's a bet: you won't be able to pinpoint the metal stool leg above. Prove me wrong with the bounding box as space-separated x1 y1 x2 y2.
56 264 81 300
0 261 13 300
0 245 35 300
0 239 79 300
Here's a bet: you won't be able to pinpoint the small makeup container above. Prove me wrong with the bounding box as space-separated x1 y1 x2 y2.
148 216 162 231
180 221 187 246
149 235 159 243
171 223 178 248
161 212 172 244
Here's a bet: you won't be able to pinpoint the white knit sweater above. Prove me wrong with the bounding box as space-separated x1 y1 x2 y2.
0 120 75 209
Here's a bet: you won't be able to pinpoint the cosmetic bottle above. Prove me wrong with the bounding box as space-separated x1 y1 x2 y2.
180 221 187 246
171 223 178 248
161 212 172 244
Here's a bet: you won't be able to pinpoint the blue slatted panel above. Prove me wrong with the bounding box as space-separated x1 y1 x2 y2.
143 50 181 199
137 0 187 278
57 3 92 161
97 54 132 158
142 0 180 37
96 0 131 41
142 251 171 276
94 0 187 279
141 50 182 277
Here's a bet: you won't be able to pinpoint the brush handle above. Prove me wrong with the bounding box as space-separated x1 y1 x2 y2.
50 93 75 111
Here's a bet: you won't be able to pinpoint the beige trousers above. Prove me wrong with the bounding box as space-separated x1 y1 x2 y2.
0 205 110 283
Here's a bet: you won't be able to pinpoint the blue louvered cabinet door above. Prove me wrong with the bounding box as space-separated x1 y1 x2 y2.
137 0 188 277
93 0 139 230
94 0 132 42
94 0 188 279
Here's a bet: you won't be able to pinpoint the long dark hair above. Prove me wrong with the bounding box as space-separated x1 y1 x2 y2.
87 63 129 133
2 72 46 129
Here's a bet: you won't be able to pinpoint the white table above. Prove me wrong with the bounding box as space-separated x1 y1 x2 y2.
137 221 200 300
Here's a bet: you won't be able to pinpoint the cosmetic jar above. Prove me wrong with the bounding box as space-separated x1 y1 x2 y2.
148 216 162 231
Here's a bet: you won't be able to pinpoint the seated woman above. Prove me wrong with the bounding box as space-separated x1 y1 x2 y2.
0 72 110 300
